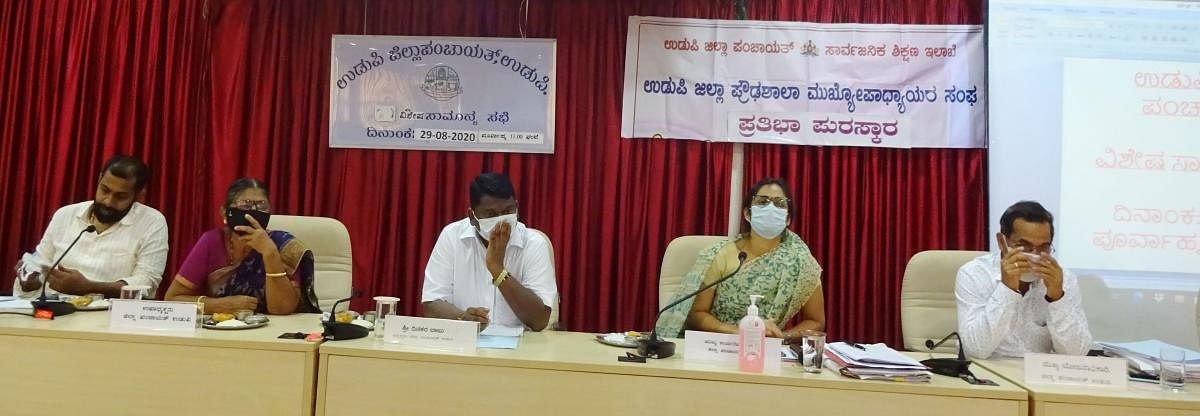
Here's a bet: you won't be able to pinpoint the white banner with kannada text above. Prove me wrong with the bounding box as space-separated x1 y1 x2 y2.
329 35 555 153
620 16 985 148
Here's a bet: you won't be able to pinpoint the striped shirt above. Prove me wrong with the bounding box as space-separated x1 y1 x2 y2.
12 201 168 298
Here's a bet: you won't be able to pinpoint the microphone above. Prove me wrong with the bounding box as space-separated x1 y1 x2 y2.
322 290 369 341
922 331 971 377
637 251 748 359
31 225 97 318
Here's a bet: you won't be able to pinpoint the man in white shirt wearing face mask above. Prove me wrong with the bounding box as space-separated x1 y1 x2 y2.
421 173 558 332
956 200 1093 358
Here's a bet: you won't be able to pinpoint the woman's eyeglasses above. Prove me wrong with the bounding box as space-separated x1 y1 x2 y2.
751 195 790 208
232 199 271 212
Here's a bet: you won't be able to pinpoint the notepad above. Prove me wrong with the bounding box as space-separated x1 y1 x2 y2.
478 335 520 349
480 324 524 337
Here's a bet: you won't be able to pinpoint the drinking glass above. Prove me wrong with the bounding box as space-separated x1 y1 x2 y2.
373 296 400 338
119 285 150 300
1160 346 1187 391
799 330 826 373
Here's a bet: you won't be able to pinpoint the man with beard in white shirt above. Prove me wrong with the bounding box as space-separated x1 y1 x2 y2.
12 155 168 299
421 173 557 332
956 201 1092 358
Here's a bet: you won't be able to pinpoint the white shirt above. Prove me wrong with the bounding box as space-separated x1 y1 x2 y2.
955 251 1093 359
421 218 557 329
12 201 169 298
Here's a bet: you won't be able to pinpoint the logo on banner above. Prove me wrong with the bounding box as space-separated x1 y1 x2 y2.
422 65 463 101
800 40 819 57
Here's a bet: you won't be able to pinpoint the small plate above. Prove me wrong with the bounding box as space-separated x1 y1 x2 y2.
596 333 643 348
320 311 360 323
202 315 270 330
59 296 109 311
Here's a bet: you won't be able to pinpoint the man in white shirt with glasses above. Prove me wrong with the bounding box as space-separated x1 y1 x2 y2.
956 200 1093 358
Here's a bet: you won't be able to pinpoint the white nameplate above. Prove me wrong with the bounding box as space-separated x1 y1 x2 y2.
1024 353 1127 389
683 330 782 371
109 300 197 332
384 315 478 352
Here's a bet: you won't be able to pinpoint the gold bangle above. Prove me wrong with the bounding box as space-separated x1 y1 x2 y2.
265 272 288 278
492 269 509 287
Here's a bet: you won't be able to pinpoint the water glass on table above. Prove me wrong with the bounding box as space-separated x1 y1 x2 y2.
119 285 150 300
373 296 400 338
1160 346 1187 391
799 330 826 373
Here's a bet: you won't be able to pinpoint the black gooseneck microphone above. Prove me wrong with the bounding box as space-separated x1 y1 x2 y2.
922 331 971 377
637 251 748 359
323 290 369 341
30 225 97 318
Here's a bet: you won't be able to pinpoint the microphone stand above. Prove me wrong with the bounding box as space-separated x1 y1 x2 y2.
322 291 369 341
30 225 96 318
637 252 748 359
922 332 971 377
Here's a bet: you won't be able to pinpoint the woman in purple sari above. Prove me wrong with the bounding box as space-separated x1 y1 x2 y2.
164 178 319 314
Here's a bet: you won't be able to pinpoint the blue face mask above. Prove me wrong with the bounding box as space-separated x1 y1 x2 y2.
749 204 788 239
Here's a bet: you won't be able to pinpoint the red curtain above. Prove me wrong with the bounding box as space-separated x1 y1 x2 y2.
0 0 210 294
0 0 985 343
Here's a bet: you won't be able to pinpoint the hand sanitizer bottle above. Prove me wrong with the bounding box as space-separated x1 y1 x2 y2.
738 294 766 373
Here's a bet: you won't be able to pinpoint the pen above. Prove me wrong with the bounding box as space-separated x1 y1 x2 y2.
848 342 867 350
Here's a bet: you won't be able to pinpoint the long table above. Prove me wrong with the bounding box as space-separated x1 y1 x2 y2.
316 331 1029 416
0 310 324 416
18 311 1188 416
975 358 1200 416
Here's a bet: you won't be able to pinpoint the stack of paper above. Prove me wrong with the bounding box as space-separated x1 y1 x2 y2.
823 342 933 382
1097 340 1200 382
478 324 524 349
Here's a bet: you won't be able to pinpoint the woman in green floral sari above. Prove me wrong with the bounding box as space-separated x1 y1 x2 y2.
656 177 825 341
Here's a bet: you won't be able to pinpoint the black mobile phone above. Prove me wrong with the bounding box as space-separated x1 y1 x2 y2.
617 353 647 363
226 207 271 234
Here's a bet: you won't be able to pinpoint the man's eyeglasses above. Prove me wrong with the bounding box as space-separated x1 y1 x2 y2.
232 199 271 213
750 195 790 208
1007 241 1053 255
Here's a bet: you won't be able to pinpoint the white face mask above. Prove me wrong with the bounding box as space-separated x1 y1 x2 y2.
1019 252 1042 283
473 211 517 241
749 204 788 239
